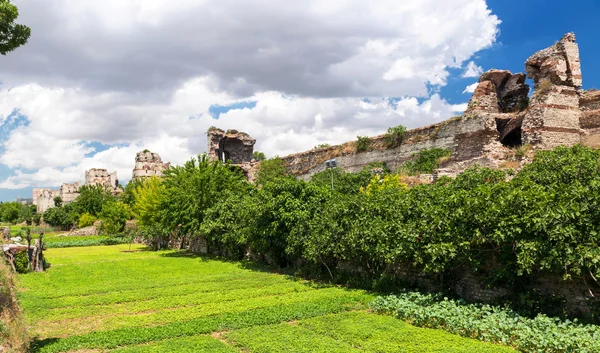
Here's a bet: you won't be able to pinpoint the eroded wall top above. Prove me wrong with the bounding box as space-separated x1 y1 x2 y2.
207 127 256 164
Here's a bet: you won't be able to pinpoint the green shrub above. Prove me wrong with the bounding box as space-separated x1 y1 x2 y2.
78 213 96 228
14 251 30 274
355 136 371 152
384 125 407 147
98 202 131 235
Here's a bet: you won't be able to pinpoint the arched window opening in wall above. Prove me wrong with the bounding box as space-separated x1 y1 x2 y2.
496 116 524 148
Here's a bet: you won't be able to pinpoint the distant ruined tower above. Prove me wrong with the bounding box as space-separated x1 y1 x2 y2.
207 127 259 181
132 150 170 180
85 168 120 194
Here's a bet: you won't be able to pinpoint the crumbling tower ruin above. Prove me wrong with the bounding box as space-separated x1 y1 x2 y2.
522 32 583 148
207 128 256 164
85 168 120 194
132 150 170 180
207 127 259 181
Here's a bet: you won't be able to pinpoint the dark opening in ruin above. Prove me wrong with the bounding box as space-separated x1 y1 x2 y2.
496 116 523 148
501 128 522 147
217 137 246 163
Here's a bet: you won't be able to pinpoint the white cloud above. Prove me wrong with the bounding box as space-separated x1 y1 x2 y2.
0 78 467 189
462 61 484 78
463 82 479 94
0 0 500 191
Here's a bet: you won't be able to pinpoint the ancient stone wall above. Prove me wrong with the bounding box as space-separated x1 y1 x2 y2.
279 33 599 180
132 151 170 180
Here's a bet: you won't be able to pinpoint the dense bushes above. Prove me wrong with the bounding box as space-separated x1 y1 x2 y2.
371 293 600 353
134 146 600 320
0 202 36 224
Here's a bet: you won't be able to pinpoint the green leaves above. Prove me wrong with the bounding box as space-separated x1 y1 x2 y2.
158 154 249 238
371 293 600 353
0 0 31 55
384 124 407 147
402 148 451 175
98 201 131 235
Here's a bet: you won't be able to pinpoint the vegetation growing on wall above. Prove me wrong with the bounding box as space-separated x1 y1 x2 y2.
355 136 371 152
401 148 452 174
384 125 407 147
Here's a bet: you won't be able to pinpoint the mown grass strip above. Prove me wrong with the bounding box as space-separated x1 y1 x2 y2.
108 335 238 353
33 288 370 338
225 322 360 353
31 280 314 321
298 311 516 353
19 257 260 299
32 295 370 353
21 274 297 310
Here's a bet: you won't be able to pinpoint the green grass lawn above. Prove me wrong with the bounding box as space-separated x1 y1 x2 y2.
17 245 516 353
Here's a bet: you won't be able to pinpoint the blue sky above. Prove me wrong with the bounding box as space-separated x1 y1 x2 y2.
0 0 599 202
441 0 600 105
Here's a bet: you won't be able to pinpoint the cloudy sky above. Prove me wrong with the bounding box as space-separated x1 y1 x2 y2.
0 0 599 200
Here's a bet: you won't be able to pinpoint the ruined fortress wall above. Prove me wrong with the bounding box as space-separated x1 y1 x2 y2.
281 113 502 179
281 33 599 180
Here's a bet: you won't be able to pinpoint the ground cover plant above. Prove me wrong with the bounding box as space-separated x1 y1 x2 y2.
17 245 516 352
371 293 600 353
42 234 128 248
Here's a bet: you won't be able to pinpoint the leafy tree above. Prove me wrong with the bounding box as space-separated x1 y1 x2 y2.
0 0 31 55
200 191 256 258
78 213 96 228
132 176 165 227
159 154 249 239
121 178 144 207
18 203 33 225
32 212 41 226
98 201 131 235
53 196 63 208
310 167 372 195
253 151 266 161
253 178 331 267
1 202 20 223
43 206 75 228
255 157 288 186
73 184 114 216
360 174 407 195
